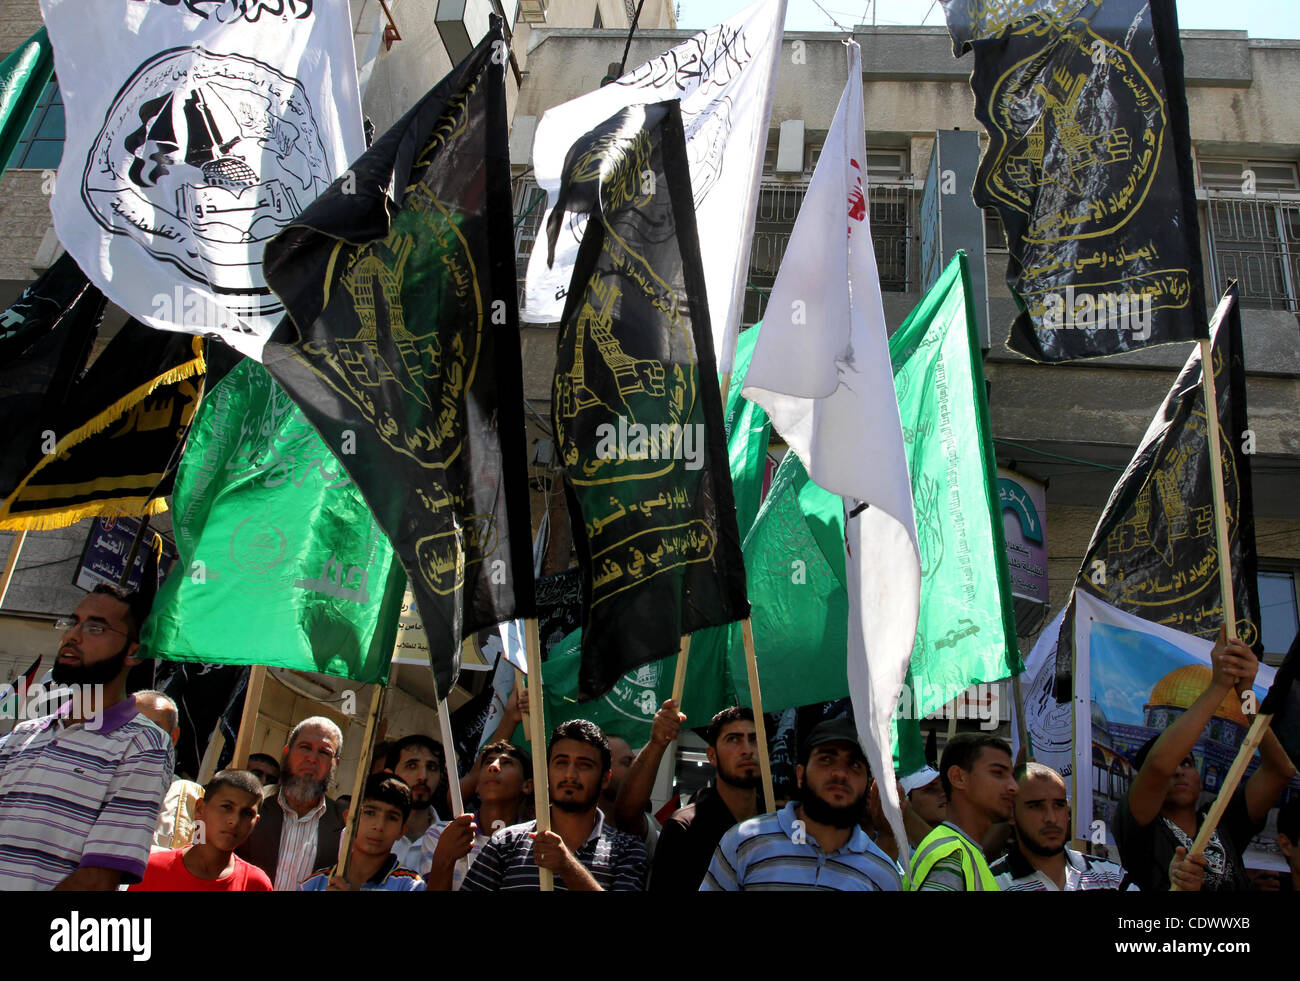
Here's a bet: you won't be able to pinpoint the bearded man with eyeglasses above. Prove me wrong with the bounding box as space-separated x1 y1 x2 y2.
0 585 174 890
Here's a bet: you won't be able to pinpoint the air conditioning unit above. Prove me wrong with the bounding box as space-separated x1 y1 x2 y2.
518 0 548 24
437 0 519 63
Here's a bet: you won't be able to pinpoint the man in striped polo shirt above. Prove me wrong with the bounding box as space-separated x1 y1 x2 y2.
461 720 648 891
700 718 902 890
989 762 1129 891
0 585 174 890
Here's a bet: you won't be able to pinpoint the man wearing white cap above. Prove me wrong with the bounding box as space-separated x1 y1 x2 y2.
901 766 947 829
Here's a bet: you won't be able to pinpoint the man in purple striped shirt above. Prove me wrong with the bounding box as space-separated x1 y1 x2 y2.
0 585 174 890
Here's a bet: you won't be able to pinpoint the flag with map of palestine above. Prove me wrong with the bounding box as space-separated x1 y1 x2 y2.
261 21 535 701
548 100 749 701
942 0 1206 362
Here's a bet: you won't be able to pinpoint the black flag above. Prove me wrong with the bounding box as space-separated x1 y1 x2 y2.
0 253 103 500
262 21 534 700
1261 632 1300 773
548 101 748 700
1056 285 1259 688
449 658 501 778
0 324 205 530
943 0 1207 361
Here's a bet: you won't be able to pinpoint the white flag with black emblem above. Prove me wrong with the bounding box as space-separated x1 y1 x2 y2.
522 0 786 374
41 0 364 361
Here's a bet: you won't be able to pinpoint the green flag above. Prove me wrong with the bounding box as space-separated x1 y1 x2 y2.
537 257 1024 748
141 360 407 684
891 252 1022 723
724 325 772 539
705 253 1023 759
0 27 53 173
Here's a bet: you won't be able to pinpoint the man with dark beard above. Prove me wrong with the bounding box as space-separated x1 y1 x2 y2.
650 706 762 891
238 716 346 889
461 720 649 890
700 718 901 890
0 586 173 890
989 763 1127 891
385 734 448 870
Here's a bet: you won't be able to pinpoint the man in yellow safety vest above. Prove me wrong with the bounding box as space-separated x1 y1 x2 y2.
908 733 1016 891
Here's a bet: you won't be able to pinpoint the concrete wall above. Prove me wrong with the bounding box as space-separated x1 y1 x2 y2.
0 0 43 53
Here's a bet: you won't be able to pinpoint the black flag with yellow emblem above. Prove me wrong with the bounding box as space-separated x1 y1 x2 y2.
261 21 534 700
0 321 204 530
1054 285 1260 690
548 101 749 700
943 0 1207 362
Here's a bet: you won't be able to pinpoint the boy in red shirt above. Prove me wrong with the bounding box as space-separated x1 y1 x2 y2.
131 769 272 891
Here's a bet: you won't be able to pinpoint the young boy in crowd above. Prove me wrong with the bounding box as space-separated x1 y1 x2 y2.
130 770 273 891
300 773 424 891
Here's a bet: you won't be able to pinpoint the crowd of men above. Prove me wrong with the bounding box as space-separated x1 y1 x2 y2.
0 585 1298 891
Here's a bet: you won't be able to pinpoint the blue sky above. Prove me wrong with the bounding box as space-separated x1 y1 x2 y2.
675 0 1300 40
1089 621 1268 726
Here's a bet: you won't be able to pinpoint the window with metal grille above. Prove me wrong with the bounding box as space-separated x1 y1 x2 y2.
984 207 1008 251
744 172 914 325
1199 156 1300 313
7 76 63 170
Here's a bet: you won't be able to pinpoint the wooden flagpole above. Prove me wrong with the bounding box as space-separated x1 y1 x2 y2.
522 617 553 891
437 689 471 886
740 619 776 808
0 530 28 609
196 718 226 784
670 634 691 705
1172 713 1272 889
230 664 266 769
1199 336 1238 641
437 696 467 818
1170 335 1248 883
338 680 387 882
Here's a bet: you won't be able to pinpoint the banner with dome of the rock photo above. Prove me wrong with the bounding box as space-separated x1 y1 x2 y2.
40 0 364 360
1067 591 1297 872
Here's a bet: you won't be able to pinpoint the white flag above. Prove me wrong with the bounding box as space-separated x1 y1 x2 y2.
41 0 365 361
522 0 785 373
742 40 920 857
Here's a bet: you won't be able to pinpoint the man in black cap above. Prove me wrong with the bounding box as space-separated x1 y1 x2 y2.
700 718 901 890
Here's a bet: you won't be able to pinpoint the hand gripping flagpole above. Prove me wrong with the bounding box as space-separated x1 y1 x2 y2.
1171 332 1252 888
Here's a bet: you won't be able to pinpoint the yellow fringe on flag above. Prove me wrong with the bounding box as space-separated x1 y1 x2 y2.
0 336 205 527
